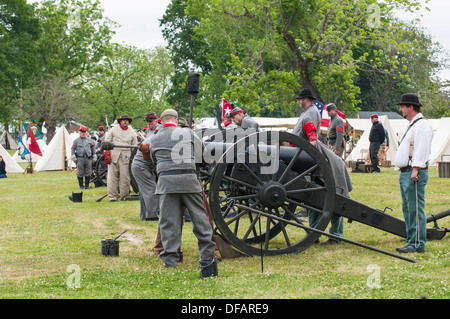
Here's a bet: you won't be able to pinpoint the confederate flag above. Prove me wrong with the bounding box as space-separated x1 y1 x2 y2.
222 98 233 119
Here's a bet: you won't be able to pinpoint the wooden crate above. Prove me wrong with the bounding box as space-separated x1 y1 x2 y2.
438 162 450 178
359 164 373 173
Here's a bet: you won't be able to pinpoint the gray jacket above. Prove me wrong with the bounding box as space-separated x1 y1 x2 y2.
328 114 344 151
293 104 321 140
150 125 205 195
241 114 259 131
71 137 95 158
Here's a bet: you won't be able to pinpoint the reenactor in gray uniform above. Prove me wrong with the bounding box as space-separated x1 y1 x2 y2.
71 126 96 189
105 114 138 201
229 107 259 131
326 103 345 157
293 89 352 244
150 108 217 277
95 126 106 156
131 112 159 221
292 89 321 145
222 112 237 129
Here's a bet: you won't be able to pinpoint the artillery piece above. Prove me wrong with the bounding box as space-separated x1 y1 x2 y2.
201 130 449 263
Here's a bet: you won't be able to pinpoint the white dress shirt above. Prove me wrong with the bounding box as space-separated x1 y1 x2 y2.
394 113 433 168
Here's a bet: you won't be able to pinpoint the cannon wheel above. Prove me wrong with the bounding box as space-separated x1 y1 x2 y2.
208 131 335 256
95 154 108 187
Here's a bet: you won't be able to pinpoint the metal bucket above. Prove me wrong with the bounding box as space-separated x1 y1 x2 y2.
69 191 83 202
101 239 120 257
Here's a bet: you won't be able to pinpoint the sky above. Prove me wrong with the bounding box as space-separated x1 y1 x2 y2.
27 0 450 81
100 0 449 81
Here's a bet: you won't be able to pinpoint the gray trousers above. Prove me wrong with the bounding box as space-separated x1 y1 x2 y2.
159 192 215 267
131 162 159 220
77 157 92 177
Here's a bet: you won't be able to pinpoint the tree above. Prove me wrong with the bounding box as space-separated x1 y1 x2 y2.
20 72 79 142
175 0 431 117
34 0 117 85
355 20 446 112
78 44 174 130
0 0 41 125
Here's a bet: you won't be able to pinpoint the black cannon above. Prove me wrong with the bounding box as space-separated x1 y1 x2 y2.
200 130 449 263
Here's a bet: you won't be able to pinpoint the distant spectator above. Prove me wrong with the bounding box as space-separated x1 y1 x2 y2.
0 155 7 178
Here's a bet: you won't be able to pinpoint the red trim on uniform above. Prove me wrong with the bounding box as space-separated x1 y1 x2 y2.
303 122 317 135
163 123 177 128
336 125 344 133
120 125 128 130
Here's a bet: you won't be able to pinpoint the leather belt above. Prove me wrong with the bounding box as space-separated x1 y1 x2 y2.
400 166 428 172
158 169 197 177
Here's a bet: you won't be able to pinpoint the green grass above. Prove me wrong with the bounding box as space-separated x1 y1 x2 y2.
0 165 449 299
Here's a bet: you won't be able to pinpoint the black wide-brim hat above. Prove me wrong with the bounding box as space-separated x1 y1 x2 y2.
295 88 316 100
117 114 133 123
396 93 422 107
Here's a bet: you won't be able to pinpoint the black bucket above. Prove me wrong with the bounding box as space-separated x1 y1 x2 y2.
69 191 83 202
101 239 120 257
199 257 218 278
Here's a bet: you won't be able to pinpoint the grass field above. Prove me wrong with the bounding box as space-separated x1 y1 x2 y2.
0 160 449 300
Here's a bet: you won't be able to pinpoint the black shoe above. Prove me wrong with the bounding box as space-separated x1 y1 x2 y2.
396 246 424 253
321 239 340 245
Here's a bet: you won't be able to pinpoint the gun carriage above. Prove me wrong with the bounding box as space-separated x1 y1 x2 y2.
200 130 449 263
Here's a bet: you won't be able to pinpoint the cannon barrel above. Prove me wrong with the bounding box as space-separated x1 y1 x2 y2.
204 141 317 174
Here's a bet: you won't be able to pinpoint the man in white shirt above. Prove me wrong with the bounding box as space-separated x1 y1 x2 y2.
394 93 433 253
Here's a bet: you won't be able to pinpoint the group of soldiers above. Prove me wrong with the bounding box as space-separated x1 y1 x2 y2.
68 88 432 277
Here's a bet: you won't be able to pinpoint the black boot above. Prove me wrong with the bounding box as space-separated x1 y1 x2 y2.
78 176 84 190
84 176 90 189
200 257 218 278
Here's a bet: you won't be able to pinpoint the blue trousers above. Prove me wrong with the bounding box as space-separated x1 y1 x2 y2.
309 211 343 241
399 169 428 252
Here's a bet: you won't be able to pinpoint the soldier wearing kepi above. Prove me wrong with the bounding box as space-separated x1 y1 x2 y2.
71 126 96 189
105 114 138 201
222 111 237 129
326 103 345 157
229 107 259 131
150 108 217 277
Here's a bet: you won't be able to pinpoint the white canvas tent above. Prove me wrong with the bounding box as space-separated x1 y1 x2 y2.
0 144 24 173
35 126 74 171
0 131 18 149
347 116 403 164
429 118 450 165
